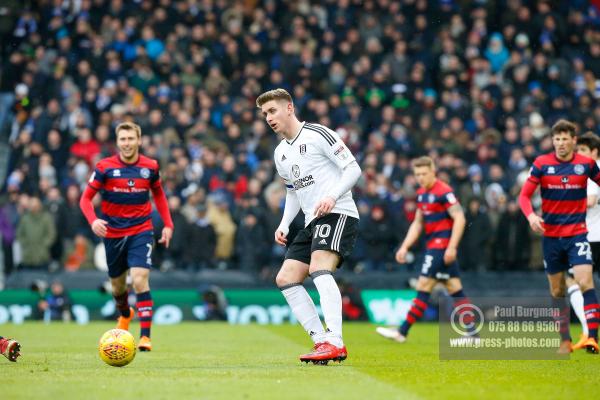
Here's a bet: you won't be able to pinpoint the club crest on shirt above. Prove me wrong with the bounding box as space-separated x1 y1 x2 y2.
292 164 301 178
299 144 306 155
140 168 150 179
574 164 585 175
428 194 435 203
128 179 135 187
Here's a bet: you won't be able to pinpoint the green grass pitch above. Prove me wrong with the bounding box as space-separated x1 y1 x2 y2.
1 322 597 399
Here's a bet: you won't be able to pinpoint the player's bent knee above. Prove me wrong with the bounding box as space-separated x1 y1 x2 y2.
130 270 149 292
578 278 595 292
309 250 340 272
275 272 293 287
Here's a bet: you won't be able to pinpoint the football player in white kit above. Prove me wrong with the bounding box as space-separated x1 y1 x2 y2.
572 132 600 350
257 88 361 364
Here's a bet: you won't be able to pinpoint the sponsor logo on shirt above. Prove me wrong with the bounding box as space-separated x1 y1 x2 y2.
293 175 315 190
112 187 147 193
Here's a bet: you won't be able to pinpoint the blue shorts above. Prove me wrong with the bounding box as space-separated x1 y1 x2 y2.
543 234 593 275
419 249 460 280
104 231 154 278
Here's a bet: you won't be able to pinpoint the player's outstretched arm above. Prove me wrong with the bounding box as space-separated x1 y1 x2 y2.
445 204 466 264
518 179 544 234
151 184 174 248
79 185 108 238
396 209 424 264
275 188 301 246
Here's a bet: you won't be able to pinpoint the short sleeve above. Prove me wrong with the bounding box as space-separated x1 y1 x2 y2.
150 169 161 187
527 158 543 184
150 161 161 188
589 159 600 186
88 166 105 190
443 191 459 210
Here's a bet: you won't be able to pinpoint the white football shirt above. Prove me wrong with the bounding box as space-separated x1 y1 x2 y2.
587 160 600 242
274 122 360 227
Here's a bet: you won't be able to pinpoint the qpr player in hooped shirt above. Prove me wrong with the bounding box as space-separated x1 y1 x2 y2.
79 122 173 352
519 119 600 354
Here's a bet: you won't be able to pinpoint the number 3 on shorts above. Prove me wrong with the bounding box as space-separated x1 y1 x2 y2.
421 255 433 275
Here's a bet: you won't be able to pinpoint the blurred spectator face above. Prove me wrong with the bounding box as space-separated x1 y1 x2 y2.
168 196 181 211
47 99 61 115
66 185 80 203
243 213 257 227
47 187 61 202
51 281 64 295
222 155 235 173
77 128 93 143
96 125 110 142
371 206 385 221
469 198 481 214
29 197 42 213
507 200 519 214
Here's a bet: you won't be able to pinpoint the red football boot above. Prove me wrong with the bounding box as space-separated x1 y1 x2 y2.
299 342 347 365
0 337 21 362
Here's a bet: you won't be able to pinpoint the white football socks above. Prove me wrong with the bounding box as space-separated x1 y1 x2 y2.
568 284 589 336
312 272 344 348
281 284 325 343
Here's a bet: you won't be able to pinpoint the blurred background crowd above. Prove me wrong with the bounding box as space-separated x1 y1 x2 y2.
0 0 599 282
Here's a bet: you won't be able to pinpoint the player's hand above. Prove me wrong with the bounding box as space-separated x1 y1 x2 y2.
527 214 545 234
444 247 457 264
395 247 408 264
314 196 336 217
159 226 173 248
274 229 287 246
91 219 108 238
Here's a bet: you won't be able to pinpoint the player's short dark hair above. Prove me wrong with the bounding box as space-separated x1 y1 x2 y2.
256 88 293 108
578 131 600 153
550 119 577 137
116 122 142 138
412 156 435 169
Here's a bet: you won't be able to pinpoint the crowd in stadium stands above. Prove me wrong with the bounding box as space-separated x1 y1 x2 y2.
0 0 599 281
